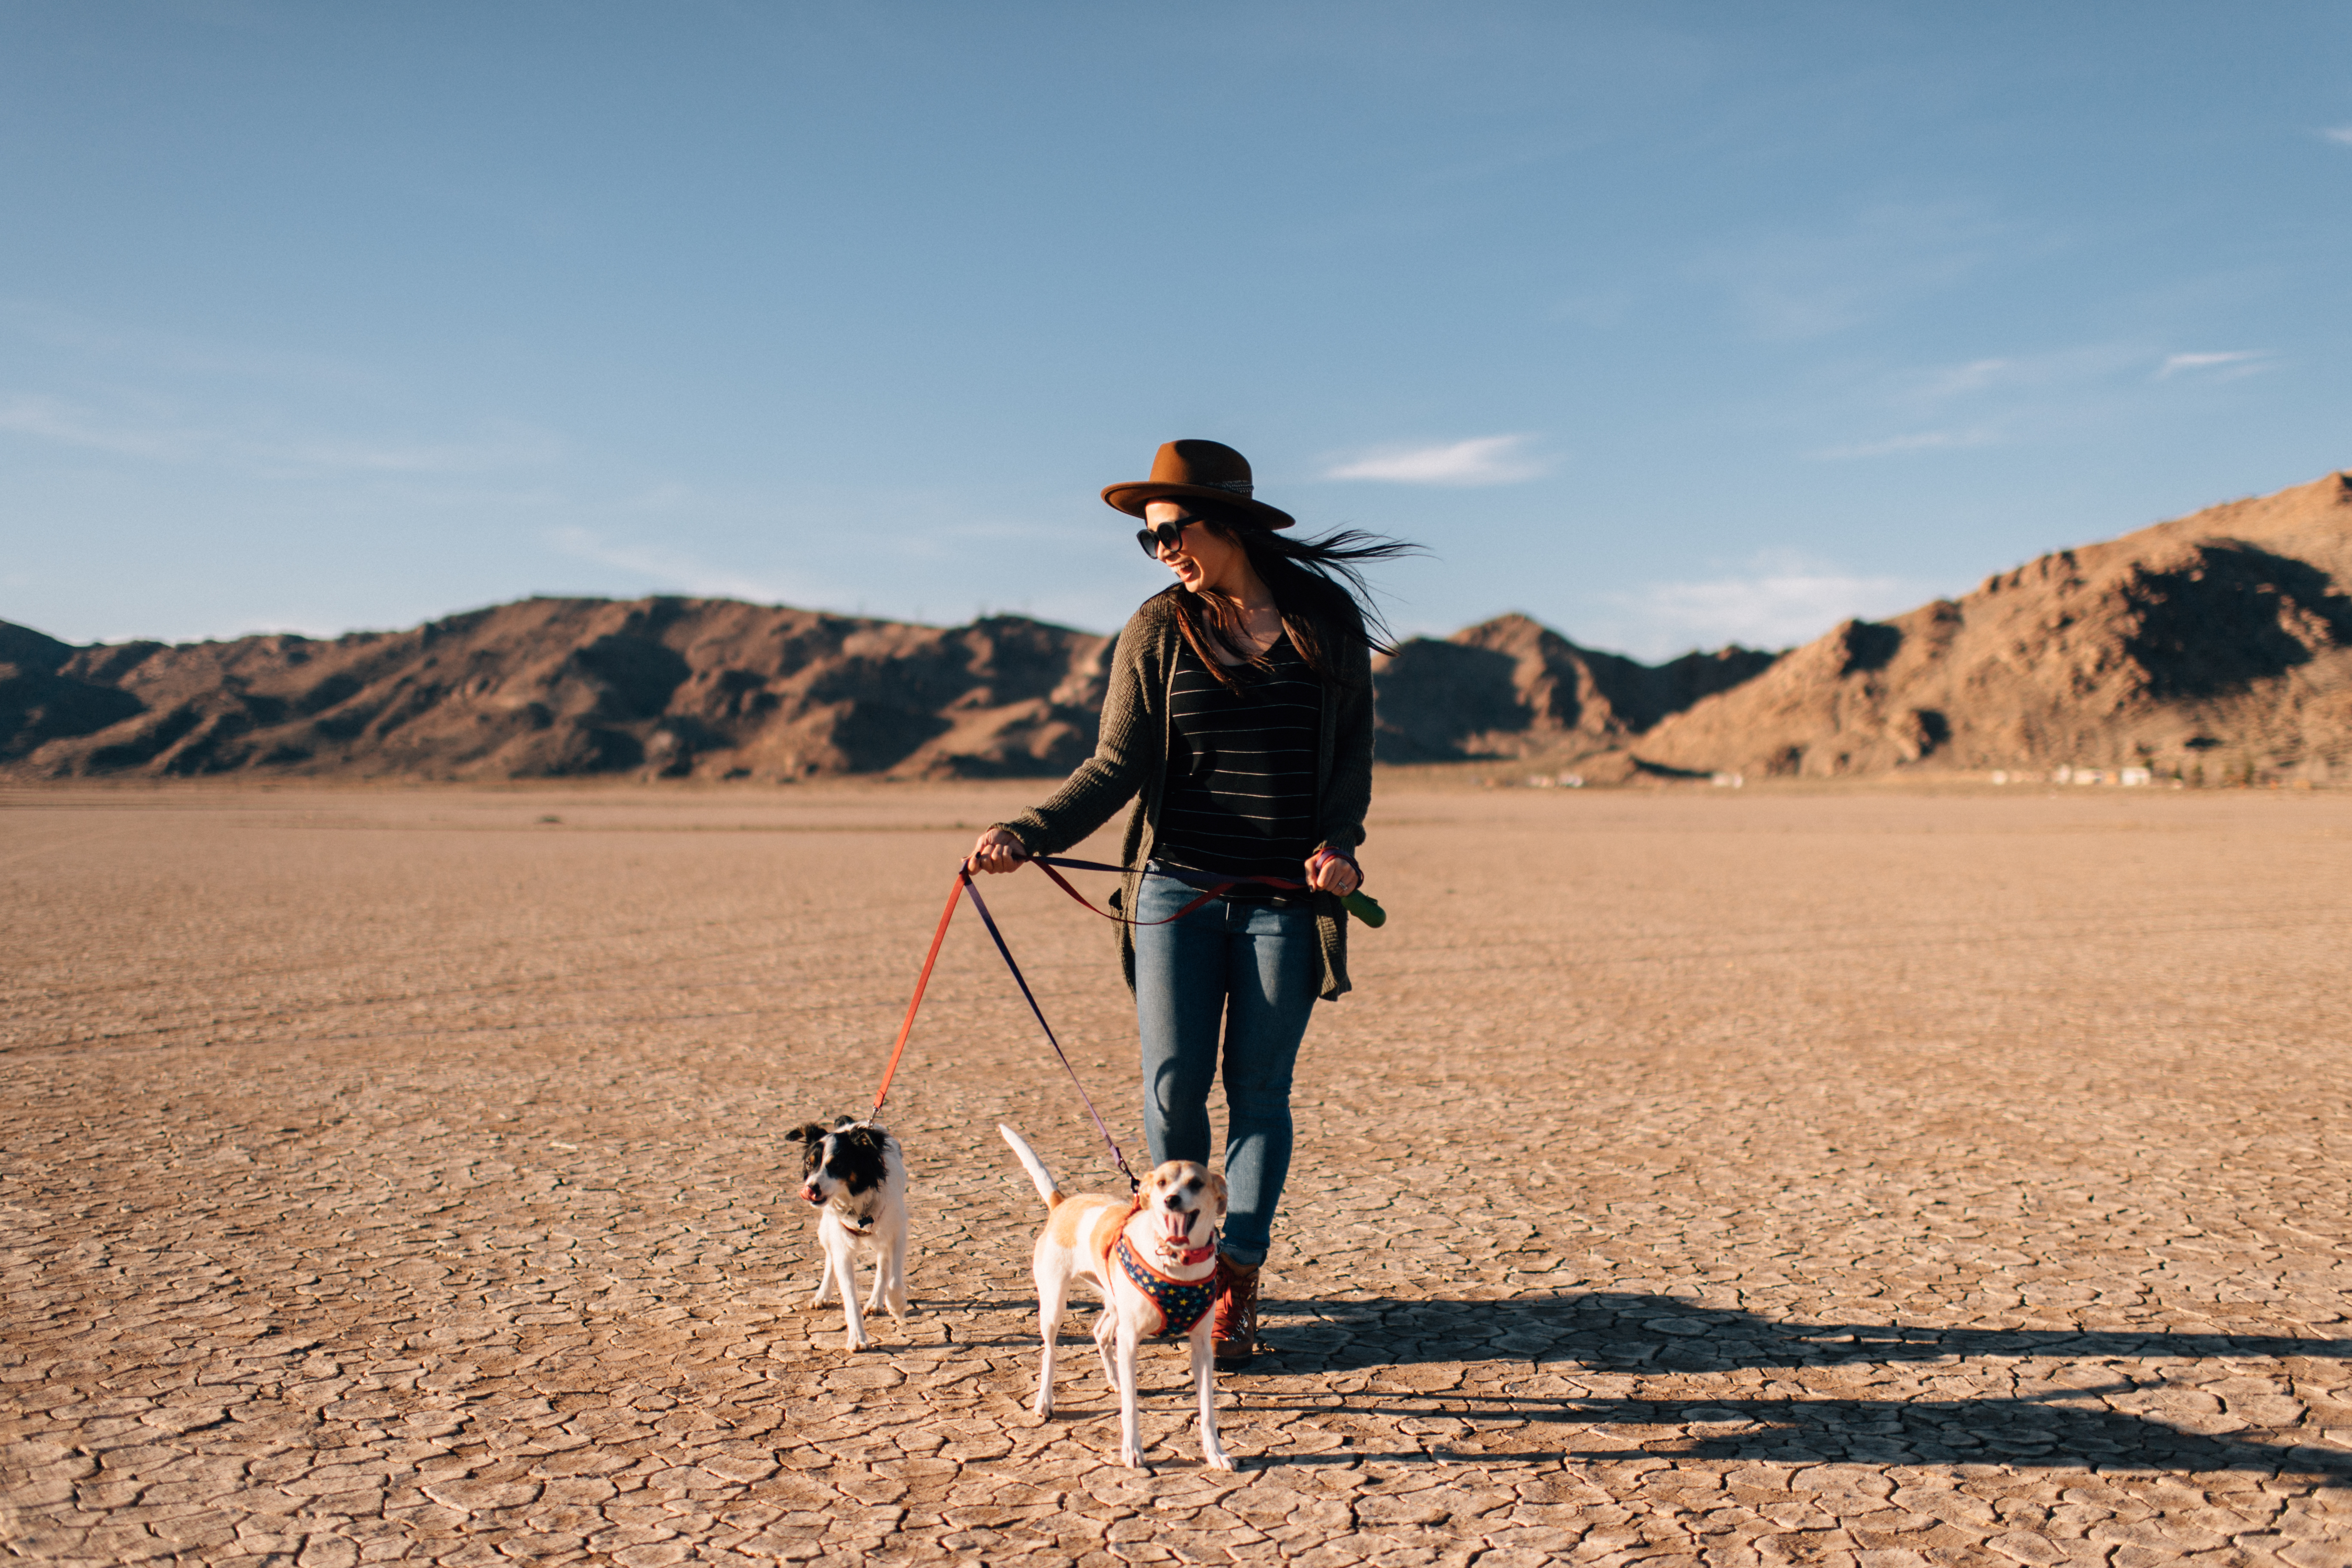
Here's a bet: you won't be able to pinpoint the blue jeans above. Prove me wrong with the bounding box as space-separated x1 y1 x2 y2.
1131 865 1320 1267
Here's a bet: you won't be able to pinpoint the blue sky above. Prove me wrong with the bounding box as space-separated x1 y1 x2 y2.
3 2 2348 659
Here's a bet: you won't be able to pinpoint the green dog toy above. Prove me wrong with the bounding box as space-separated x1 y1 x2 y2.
1341 890 1387 928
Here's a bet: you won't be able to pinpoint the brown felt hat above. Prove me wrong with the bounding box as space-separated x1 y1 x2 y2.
1100 439 1294 530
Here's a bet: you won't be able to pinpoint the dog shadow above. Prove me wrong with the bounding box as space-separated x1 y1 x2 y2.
1235 1291 2352 1476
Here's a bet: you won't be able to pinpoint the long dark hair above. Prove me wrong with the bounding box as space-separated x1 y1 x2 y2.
1166 506 1421 690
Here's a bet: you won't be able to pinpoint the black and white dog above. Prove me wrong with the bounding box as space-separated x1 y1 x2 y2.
790 1117 909 1351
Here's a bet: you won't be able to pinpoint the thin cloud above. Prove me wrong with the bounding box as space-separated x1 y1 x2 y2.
1 298 372 389
2322 126 2352 145
0 391 558 473
1891 344 2144 408
2157 350 2270 380
0 394 196 460
1696 200 2010 341
1324 434 1548 485
271 429 562 473
546 525 798 604
1811 428 1998 461
1905 358 2011 401
1801 341 2171 462
1545 290 1634 329
1609 554 1925 655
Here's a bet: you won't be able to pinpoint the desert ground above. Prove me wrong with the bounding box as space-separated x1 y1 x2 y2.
4 778 2351 1567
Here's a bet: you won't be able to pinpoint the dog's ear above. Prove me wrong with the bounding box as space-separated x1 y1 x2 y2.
787 1122 829 1145
1203 1169 1229 1217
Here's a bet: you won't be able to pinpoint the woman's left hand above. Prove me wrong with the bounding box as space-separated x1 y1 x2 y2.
1304 849 1360 897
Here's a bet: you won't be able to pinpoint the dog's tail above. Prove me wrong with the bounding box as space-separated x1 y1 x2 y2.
997 1123 1064 1210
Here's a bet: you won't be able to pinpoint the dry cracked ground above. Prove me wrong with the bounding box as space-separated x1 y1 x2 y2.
4 779 2352 1568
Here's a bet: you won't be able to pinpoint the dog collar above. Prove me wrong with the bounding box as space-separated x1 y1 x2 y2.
1119 1194 1220 1267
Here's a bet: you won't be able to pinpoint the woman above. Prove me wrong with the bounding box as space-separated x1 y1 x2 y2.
967 438 1411 1364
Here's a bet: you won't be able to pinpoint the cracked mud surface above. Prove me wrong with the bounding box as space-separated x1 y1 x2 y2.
5 781 2351 1566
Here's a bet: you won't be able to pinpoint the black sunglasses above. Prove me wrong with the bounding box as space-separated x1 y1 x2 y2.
1135 517 1207 558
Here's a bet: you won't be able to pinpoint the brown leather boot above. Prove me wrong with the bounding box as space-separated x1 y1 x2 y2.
1213 1257 1261 1364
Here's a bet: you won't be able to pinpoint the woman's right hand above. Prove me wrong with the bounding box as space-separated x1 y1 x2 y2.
967 825 1029 874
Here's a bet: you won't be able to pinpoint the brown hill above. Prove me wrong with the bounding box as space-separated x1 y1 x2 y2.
1634 470 2352 782
0 597 1767 783
1371 613 1776 762
0 598 1113 781
15 467 2345 785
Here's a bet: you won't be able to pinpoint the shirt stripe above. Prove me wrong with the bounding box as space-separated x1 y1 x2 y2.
1156 631 1321 885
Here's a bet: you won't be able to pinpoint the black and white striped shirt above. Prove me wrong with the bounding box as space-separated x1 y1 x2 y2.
1156 631 1322 891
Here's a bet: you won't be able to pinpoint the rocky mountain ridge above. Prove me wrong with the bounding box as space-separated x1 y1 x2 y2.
0 598 1115 782
1371 614 1776 763
1632 469 2352 783
6 467 2347 783
0 592 1769 782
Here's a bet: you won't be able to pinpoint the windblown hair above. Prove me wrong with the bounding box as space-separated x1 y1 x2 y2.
1165 508 1421 691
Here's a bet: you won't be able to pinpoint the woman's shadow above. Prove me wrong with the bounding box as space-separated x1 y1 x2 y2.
1235 1291 2352 1476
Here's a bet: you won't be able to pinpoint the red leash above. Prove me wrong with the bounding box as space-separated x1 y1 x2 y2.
867 858 1309 1186
1031 853 1367 926
868 868 965 1118
1025 855 1288 924
868 856 1348 1185
867 862 1144 1186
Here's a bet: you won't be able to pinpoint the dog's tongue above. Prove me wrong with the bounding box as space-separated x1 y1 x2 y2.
1162 1211 1191 1248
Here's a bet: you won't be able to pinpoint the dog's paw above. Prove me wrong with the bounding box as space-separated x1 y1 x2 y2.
1117 1443 1150 1470
843 1332 872 1353
1202 1446 1237 1471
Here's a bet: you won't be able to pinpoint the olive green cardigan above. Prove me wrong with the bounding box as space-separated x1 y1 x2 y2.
996 589 1375 1001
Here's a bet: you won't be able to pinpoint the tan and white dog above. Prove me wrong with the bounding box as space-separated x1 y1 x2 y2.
998 1123 1233 1471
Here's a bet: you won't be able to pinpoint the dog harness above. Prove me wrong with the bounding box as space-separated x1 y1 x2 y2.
1111 1232 1218 1338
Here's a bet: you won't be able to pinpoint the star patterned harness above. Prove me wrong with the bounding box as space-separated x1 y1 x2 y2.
1096 1194 1220 1338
